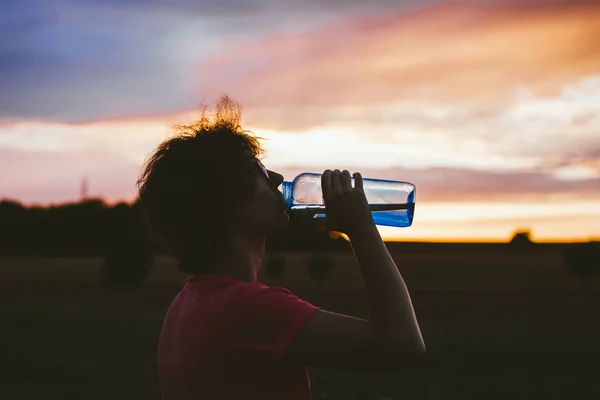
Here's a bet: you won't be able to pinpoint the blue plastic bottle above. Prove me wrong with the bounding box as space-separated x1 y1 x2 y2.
281 172 415 228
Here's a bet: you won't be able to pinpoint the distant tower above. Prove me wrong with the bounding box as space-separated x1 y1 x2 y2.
81 176 89 201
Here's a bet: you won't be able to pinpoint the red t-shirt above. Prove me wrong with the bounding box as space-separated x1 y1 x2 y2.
157 273 320 400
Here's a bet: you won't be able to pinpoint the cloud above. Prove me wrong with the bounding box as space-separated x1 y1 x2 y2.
0 147 140 204
3 0 598 123
272 165 600 203
1 71 598 195
1 139 598 206
4 145 597 242
0 0 428 122
47 0 425 17
194 0 600 130
2 0 598 240
382 203 600 241
0 0 228 121
248 75 600 178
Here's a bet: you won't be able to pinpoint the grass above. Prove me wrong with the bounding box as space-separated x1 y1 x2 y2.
0 255 599 399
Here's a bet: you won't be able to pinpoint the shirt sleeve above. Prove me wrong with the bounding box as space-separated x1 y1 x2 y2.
220 282 320 364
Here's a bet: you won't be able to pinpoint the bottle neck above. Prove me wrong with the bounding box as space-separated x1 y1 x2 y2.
281 181 293 208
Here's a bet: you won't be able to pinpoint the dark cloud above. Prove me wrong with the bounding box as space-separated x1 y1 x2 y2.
0 0 428 122
66 0 261 14
0 0 211 121
64 0 422 15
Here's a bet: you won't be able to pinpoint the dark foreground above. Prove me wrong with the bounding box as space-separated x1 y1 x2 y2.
1 276 599 400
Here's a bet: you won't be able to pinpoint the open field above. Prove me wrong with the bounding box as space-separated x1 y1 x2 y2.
1 254 599 399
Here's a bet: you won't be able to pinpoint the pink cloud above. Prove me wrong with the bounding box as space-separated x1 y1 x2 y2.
193 0 600 131
2 146 598 206
0 148 140 205
267 165 600 203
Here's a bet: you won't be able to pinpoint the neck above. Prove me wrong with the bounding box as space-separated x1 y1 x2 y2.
214 230 267 282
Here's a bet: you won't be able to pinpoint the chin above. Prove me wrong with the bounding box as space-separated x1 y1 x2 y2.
257 212 289 236
274 210 290 231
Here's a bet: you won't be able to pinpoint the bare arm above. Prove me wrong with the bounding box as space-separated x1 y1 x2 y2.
283 169 425 371
349 218 425 351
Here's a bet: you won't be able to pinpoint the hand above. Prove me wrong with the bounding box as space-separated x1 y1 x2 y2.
321 169 374 236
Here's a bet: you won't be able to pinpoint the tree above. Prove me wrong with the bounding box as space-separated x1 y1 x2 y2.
510 229 533 248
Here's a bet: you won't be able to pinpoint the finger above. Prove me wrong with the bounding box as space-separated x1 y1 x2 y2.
353 172 364 192
321 170 332 202
341 170 352 191
331 169 342 193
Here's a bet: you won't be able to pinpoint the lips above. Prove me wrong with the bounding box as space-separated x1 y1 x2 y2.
278 191 288 210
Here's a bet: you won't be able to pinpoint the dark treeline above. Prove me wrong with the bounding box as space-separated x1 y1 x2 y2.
0 199 349 258
1 199 598 288
1 198 599 259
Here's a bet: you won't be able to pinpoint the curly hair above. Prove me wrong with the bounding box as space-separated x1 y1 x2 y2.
137 96 264 273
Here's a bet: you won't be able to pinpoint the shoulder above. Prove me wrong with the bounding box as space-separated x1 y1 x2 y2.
226 280 306 310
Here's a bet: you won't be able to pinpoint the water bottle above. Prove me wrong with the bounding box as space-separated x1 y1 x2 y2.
281 172 415 228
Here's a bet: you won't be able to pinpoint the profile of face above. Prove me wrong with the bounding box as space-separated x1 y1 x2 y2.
236 158 289 236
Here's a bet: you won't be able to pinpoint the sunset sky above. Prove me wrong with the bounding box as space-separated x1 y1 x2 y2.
1 0 599 242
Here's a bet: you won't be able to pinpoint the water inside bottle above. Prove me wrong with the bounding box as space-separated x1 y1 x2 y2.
289 203 413 212
289 203 415 228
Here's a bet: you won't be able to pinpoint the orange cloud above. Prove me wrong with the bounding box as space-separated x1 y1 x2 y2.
195 0 600 130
